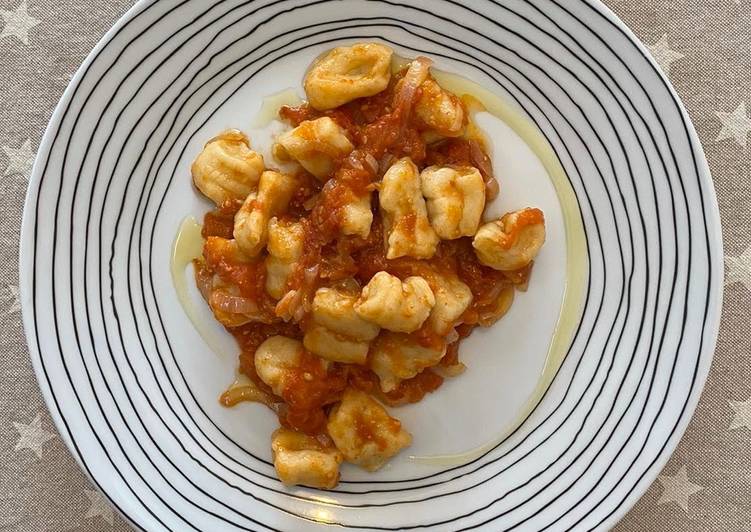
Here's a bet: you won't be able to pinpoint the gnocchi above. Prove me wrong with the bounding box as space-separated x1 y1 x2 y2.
379 157 439 259
414 78 466 137
276 117 354 180
369 332 447 393
327 389 412 471
473 208 546 271
304 43 393 110
234 170 298 257
354 272 435 333
271 428 343 489
421 165 485 239
339 193 374 238
191 129 264 205
265 218 305 299
303 284 380 364
254 335 309 396
427 273 473 335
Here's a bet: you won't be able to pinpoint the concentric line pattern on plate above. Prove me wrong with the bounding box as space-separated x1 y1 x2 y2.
19 1 721 530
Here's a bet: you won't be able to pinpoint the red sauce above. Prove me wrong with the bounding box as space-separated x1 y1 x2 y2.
280 349 347 434
202 200 240 239
286 171 321 217
203 237 265 301
425 138 473 168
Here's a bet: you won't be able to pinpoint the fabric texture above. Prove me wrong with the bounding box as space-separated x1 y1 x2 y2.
0 0 749 530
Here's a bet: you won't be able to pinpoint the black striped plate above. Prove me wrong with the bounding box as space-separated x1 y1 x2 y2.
19 1 722 530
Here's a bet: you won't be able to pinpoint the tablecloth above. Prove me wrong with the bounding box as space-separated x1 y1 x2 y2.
1 0 749 530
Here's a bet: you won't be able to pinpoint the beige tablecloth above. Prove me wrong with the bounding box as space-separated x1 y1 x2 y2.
1 0 749 530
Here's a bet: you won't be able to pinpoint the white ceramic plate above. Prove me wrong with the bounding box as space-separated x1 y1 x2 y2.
19 1 723 530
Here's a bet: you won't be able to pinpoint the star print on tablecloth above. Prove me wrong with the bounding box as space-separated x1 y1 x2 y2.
5 283 22 313
716 101 751 148
728 397 751 431
656 464 704 513
84 489 115 526
2 138 35 181
13 413 55 459
725 246 751 292
0 0 41 45
647 34 684 76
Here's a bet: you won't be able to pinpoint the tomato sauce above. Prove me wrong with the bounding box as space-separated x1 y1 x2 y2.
202 200 240 239
279 349 347 434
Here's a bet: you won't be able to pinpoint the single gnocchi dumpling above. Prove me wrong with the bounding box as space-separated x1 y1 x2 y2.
421 165 485 239
414 78 466 137
427 273 473 335
354 272 435 333
255 336 311 397
304 326 369 366
265 218 305 299
473 208 546 271
276 117 354 180
191 129 264 205
326 389 411 471
379 157 439 259
369 332 447 392
303 283 380 364
234 170 298 257
340 193 373 238
271 428 343 489
304 43 393 110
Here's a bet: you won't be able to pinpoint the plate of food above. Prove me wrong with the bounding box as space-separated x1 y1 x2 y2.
19 1 722 531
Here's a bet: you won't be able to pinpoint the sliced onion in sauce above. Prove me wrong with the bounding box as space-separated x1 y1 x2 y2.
393 56 432 121
469 139 499 200
379 152 395 175
210 290 259 315
364 152 379 174
220 382 277 408
194 264 214 302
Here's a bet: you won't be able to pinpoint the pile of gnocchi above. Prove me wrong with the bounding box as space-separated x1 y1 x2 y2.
191 42 546 489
